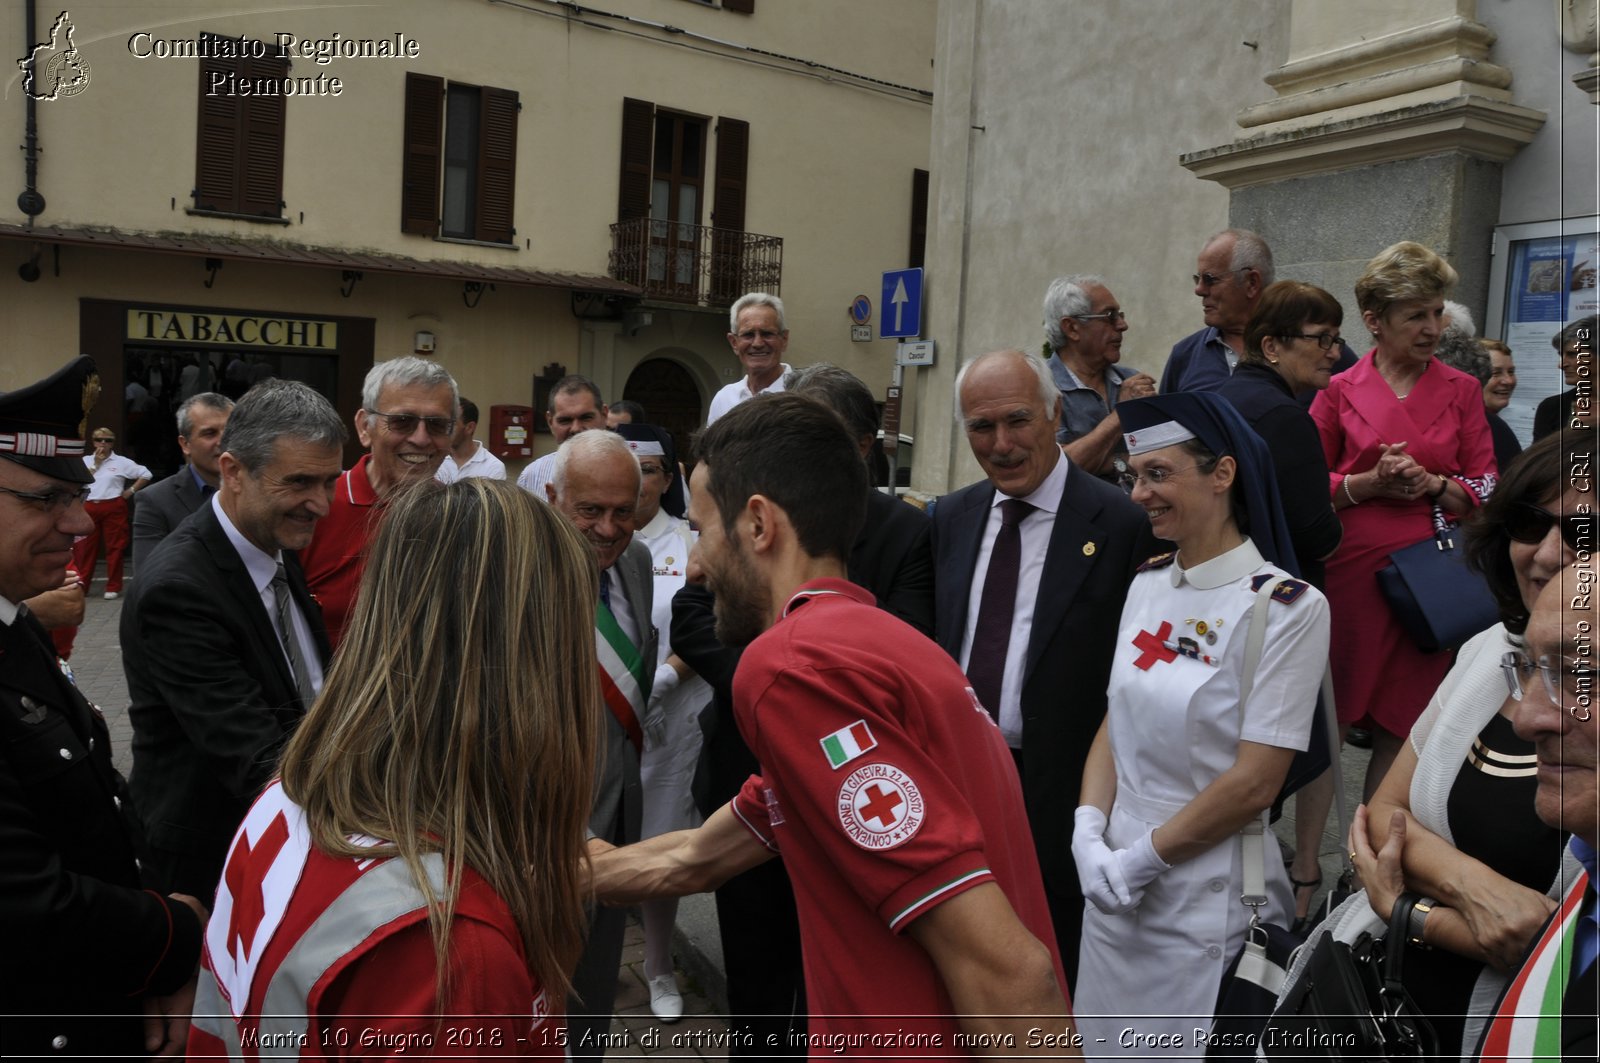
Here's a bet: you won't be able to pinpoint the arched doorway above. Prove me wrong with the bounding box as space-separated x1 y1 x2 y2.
622 357 703 469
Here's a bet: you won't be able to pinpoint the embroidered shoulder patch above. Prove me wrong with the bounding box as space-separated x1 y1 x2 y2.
1137 551 1177 572
820 720 877 770
1249 574 1310 603
838 763 924 851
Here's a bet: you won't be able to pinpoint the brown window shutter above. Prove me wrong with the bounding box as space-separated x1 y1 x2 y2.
194 48 242 212
710 116 750 304
723 0 755 13
401 73 444 236
909 168 929 269
617 97 655 224
712 116 749 233
237 51 288 217
475 87 518 243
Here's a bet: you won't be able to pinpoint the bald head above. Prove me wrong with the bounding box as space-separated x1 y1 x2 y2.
956 350 1063 499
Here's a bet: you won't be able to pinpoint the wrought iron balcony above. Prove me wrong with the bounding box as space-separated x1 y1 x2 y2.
608 217 782 308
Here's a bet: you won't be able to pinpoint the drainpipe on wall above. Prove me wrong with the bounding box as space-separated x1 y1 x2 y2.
18 0 47 228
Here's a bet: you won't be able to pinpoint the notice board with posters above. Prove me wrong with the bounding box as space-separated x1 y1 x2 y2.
1485 216 1600 444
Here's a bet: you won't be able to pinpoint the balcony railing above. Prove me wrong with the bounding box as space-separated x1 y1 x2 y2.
609 217 782 309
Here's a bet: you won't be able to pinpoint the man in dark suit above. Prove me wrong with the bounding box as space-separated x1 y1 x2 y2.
933 348 1158 988
123 379 345 901
131 391 233 560
547 429 655 1058
0 356 204 1058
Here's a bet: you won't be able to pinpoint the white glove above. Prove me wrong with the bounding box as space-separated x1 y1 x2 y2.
1072 806 1136 914
1112 828 1171 894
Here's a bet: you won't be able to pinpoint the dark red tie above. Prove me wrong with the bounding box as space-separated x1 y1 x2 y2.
967 498 1033 721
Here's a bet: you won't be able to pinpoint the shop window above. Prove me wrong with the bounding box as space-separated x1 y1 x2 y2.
193 35 288 219
401 73 518 244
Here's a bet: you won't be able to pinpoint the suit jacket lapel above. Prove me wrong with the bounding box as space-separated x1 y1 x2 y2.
197 505 299 701
0 613 88 715
936 485 993 659
1024 471 1105 683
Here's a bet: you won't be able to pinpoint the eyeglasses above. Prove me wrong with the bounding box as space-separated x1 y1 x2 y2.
1076 309 1127 325
1118 463 1204 491
1282 332 1340 351
369 409 455 437
1501 651 1595 721
92 436 114 443
638 462 666 477
0 484 92 513
734 329 783 344
1504 501 1593 553
1192 268 1250 288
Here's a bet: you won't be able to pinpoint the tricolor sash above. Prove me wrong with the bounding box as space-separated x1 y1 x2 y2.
1478 869 1591 1061
596 601 645 752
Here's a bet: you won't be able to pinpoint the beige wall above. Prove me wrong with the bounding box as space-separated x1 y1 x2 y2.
913 0 1290 494
1 0 934 414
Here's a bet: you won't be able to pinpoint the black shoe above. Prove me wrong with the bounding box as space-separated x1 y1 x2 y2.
1347 726 1373 749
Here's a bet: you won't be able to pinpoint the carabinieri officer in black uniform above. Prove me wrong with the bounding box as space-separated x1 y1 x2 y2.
0 357 203 1058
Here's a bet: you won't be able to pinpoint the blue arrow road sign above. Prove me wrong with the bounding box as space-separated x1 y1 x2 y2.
881 268 924 338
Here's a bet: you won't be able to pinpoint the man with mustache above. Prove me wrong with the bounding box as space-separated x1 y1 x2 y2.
1042 274 1155 481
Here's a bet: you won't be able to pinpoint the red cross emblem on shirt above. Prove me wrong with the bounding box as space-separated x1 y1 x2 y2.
858 782 905 828
1132 620 1178 670
222 811 291 961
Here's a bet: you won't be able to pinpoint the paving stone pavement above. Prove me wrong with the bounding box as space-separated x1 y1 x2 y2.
74 567 733 1060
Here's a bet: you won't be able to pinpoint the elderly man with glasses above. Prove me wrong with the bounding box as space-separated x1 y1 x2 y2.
299 356 458 647
1041 274 1156 482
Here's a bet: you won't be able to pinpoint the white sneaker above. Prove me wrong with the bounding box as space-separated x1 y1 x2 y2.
103 591 119 600
647 974 682 1023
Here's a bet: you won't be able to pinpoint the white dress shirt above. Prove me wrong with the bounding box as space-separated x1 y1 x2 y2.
436 440 507 483
706 364 792 425
958 449 1069 748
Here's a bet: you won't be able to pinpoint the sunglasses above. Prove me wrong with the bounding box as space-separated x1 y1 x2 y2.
369 410 455 437
1505 501 1593 553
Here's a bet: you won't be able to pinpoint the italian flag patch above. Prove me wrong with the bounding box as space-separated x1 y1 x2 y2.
821 720 877 770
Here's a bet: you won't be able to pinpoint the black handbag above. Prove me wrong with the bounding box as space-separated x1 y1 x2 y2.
1261 895 1439 1059
1376 506 1498 653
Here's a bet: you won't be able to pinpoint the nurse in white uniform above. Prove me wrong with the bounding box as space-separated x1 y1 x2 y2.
1072 393 1330 1056
617 423 710 1024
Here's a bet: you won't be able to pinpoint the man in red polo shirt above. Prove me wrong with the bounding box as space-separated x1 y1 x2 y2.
590 394 1075 1058
299 357 456 647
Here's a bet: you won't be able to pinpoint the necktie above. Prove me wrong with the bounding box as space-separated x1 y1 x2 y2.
598 569 612 610
966 498 1033 721
272 562 317 708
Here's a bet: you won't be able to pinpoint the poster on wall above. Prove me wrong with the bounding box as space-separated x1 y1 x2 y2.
1490 220 1600 444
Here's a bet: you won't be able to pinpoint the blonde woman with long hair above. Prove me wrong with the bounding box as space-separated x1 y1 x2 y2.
191 479 600 1057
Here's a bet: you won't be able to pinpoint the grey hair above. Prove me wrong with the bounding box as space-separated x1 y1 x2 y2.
222 379 348 471
1434 323 1490 385
784 363 879 443
1209 228 1276 286
360 357 458 424
728 292 787 333
1042 274 1105 350
550 425 639 497
176 392 234 438
1442 300 1477 337
546 374 604 415
1553 314 1598 351
954 349 1060 421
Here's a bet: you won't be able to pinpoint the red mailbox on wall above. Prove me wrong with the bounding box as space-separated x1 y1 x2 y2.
488 404 535 460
